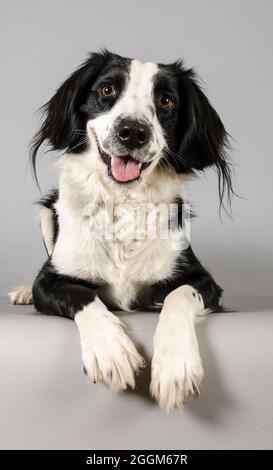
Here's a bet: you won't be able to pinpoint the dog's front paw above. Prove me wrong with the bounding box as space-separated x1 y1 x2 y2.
81 325 145 392
150 346 204 412
75 299 145 392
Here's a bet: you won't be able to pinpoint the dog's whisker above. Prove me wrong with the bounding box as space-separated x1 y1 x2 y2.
164 147 187 166
68 137 89 152
72 129 88 135
163 150 181 169
160 153 174 173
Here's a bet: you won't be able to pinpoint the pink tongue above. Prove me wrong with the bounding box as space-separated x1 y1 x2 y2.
111 156 141 182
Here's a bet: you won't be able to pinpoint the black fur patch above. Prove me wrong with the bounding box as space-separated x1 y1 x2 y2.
31 50 130 181
155 61 233 208
32 260 97 319
151 245 223 311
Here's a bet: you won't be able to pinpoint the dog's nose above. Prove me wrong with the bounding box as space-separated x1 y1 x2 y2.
117 119 150 149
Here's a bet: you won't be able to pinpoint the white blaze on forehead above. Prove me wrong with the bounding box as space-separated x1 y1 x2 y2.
123 59 158 114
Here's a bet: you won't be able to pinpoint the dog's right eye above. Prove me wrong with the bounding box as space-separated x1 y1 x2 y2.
100 84 117 97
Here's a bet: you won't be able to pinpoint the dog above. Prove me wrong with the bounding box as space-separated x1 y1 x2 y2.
10 50 232 411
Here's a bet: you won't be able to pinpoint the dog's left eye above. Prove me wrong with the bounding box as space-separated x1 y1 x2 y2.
158 94 174 110
100 84 117 97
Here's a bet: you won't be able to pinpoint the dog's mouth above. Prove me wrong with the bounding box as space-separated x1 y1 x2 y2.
100 149 151 184
91 130 152 184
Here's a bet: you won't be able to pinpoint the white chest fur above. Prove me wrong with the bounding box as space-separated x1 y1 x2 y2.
51 153 187 310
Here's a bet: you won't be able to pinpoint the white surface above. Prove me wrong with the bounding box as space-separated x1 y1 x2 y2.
0 296 272 450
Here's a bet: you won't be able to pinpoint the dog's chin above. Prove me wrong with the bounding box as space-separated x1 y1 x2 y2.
99 148 152 186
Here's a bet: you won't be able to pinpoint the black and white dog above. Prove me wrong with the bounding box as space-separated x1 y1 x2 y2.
10 50 232 411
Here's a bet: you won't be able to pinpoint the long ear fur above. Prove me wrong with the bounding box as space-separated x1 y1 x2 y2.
175 63 233 210
30 50 110 181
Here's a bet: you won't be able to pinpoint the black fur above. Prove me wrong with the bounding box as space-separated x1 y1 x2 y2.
39 188 59 209
31 50 129 181
156 61 233 209
151 246 223 312
33 260 97 319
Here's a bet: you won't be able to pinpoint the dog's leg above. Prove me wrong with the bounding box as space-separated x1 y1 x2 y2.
33 260 144 391
150 246 222 411
150 285 204 412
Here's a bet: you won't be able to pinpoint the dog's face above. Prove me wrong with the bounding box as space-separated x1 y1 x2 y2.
32 50 232 200
84 58 171 184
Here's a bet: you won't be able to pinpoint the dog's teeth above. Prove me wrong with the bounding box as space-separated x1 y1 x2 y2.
138 162 142 168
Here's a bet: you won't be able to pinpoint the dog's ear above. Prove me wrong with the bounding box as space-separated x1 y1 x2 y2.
175 64 233 208
31 51 109 179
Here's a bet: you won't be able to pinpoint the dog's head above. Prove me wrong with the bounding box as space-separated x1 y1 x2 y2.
32 50 232 203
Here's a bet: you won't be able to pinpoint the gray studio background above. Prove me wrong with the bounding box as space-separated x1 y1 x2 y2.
1 0 273 305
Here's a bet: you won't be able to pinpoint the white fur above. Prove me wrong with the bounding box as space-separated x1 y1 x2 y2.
75 296 144 391
38 206 55 255
9 285 33 305
150 285 204 412
52 152 188 310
